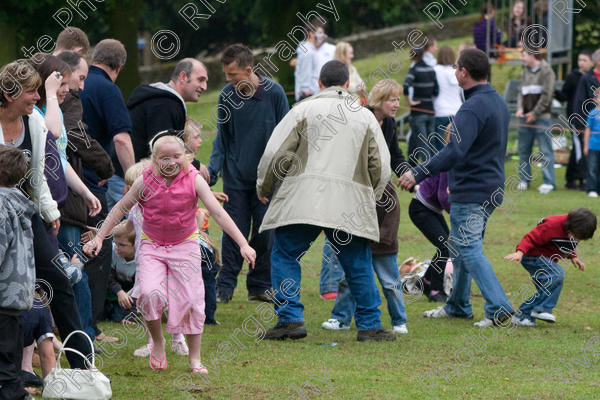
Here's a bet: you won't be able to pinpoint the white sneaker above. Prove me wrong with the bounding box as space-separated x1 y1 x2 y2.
474 318 494 327
538 184 554 194
531 311 556 322
588 191 598 198
321 319 350 330
517 181 528 191
393 324 408 334
171 340 189 355
511 315 536 326
133 343 151 357
423 306 449 318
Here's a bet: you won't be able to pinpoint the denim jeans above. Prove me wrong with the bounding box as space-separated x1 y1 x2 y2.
518 118 555 187
331 253 407 327
57 223 95 340
518 256 565 318
106 175 126 212
202 246 218 324
407 115 436 166
586 149 600 193
270 224 382 330
319 238 344 294
443 202 513 319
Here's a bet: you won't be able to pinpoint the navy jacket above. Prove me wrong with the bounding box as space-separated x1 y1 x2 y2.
208 75 289 190
412 83 509 205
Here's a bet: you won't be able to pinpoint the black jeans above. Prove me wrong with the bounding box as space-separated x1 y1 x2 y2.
0 313 27 400
216 188 273 296
202 249 218 323
32 213 92 369
408 199 449 292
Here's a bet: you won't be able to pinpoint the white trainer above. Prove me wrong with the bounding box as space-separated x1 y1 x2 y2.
423 306 450 318
538 184 554 194
474 318 494 327
133 343 151 357
511 315 536 326
531 311 556 322
517 181 528 191
393 324 408 334
588 191 599 198
171 340 189 355
321 319 350 330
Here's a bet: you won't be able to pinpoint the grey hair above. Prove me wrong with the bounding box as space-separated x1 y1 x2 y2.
92 39 127 70
171 58 206 81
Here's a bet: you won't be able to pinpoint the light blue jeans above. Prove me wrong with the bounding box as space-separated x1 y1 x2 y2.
518 118 555 187
443 202 513 320
319 238 344 294
331 253 407 327
106 175 126 212
518 256 565 318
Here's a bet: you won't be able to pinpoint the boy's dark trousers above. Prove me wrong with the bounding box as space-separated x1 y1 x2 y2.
0 312 27 400
202 249 218 324
216 188 273 297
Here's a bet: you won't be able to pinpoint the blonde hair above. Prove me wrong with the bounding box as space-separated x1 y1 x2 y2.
124 158 152 186
183 118 203 155
0 61 42 108
369 79 401 109
334 41 352 65
113 221 136 245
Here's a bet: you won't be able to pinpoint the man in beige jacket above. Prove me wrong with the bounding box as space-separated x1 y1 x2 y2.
256 60 395 341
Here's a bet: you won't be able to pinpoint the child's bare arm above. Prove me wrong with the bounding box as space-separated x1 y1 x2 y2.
504 250 523 263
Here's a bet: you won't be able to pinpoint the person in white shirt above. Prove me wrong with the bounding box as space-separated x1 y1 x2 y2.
433 46 463 152
424 37 438 67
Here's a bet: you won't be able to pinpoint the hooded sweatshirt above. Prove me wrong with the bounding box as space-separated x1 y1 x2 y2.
0 188 37 313
127 82 187 164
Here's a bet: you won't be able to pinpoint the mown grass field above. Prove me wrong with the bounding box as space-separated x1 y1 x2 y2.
90 37 600 399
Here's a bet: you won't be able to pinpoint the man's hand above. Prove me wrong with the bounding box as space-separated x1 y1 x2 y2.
515 109 524 118
117 290 134 309
571 257 585 271
257 191 269 205
525 112 536 123
397 170 416 190
504 250 523 263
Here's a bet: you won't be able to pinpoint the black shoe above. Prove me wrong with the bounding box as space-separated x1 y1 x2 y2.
216 292 232 303
21 370 43 387
357 328 396 342
565 181 578 190
264 322 307 340
248 292 272 303
428 291 448 303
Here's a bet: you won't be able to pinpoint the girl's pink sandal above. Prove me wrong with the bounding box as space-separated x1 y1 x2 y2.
190 364 208 374
149 343 168 370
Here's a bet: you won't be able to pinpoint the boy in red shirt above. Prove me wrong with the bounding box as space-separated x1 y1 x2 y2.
505 208 596 326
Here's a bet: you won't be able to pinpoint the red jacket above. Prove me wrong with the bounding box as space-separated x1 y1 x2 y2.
516 214 578 259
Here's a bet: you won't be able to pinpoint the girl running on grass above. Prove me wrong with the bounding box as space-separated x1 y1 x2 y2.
83 132 255 374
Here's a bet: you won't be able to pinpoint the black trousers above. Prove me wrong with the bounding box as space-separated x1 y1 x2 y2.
84 190 112 334
0 313 27 400
216 188 273 296
408 199 449 292
566 130 587 186
32 213 92 369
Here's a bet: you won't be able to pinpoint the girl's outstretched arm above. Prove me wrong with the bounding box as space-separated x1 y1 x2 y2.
82 175 144 257
195 175 256 268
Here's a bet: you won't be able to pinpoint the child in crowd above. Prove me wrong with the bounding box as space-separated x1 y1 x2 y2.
105 221 137 325
84 133 255 374
0 145 37 400
196 210 221 325
583 91 600 197
505 208 597 326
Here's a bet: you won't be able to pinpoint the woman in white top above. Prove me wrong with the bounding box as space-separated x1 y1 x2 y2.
432 46 463 153
334 41 365 98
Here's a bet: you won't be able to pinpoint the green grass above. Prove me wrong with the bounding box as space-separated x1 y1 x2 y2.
84 39 599 399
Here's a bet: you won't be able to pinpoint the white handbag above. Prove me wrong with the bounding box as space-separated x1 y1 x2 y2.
43 330 112 400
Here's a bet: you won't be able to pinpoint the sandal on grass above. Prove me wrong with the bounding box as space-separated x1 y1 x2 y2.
149 341 168 370
190 364 208 374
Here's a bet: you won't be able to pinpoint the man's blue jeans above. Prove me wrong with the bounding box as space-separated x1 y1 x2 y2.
270 224 382 331
319 238 344 294
443 202 513 320
106 175 126 212
57 223 95 340
586 149 600 193
518 118 555 187
331 253 407 327
518 256 565 318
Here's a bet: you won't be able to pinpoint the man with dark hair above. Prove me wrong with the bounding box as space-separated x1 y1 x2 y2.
208 43 289 303
515 47 556 194
55 27 91 56
399 48 515 328
257 60 395 341
127 57 209 179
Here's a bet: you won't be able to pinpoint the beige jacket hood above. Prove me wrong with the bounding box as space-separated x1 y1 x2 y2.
257 86 391 242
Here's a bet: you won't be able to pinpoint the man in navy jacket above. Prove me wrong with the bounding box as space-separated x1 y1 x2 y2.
208 44 289 303
399 48 514 327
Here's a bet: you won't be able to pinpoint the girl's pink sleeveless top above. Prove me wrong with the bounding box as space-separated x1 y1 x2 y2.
138 165 199 245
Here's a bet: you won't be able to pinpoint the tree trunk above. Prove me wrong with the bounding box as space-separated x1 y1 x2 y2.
0 22 17 65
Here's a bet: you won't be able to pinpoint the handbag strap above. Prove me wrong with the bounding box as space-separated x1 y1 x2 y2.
56 330 96 370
